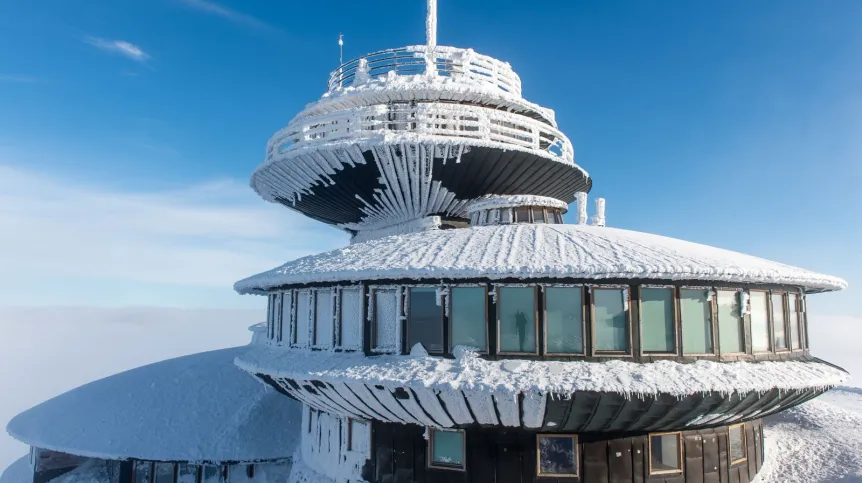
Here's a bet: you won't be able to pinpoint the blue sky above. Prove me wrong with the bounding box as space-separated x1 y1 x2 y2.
0 0 859 315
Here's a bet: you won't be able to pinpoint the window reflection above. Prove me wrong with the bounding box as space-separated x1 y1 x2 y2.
450 287 487 351
593 288 628 352
545 287 584 354
640 288 675 353
680 289 713 354
772 292 787 350
498 287 536 353
717 290 744 354
408 287 443 353
788 293 801 350
750 291 771 352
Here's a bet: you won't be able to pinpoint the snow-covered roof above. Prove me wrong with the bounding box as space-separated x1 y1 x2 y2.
234 224 846 294
6 347 301 463
0 456 30 483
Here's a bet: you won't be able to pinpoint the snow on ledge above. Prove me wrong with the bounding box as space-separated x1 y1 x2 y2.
235 346 849 399
234 224 847 294
465 194 569 213
349 216 441 244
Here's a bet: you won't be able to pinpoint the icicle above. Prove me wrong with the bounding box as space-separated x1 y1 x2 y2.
575 191 588 224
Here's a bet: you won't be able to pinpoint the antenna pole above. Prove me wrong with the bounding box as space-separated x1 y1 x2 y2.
338 33 344 64
426 0 437 48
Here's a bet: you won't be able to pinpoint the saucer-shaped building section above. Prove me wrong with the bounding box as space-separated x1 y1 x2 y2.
4 345 302 483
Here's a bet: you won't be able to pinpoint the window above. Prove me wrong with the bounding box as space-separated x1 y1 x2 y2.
640 287 676 353
373 289 398 351
408 287 444 353
545 286 584 354
295 290 311 347
154 463 174 483
554 210 564 224
649 433 683 475
497 286 537 353
177 465 198 483
428 429 466 471
340 288 363 350
592 287 629 353
788 293 801 350
278 293 289 343
717 290 744 354
514 206 530 223
532 207 545 223
314 289 334 348
750 291 771 352
680 288 714 354
450 287 488 352
537 435 578 477
772 292 788 350
267 295 275 340
501 208 513 224
201 466 221 483
134 462 152 483
348 419 370 452
729 423 747 465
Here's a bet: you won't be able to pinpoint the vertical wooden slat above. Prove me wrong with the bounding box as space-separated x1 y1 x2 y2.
684 433 705 483
583 440 609 483
717 431 729 483
609 438 634 483
702 430 720 483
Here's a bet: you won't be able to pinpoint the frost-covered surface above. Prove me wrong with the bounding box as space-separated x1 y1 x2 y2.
350 216 441 244
0 456 30 483
236 345 848 399
465 194 568 213
759 386 862 482
6 347 302 462
48 459 108 483
297 409 368 482
234 224 847 294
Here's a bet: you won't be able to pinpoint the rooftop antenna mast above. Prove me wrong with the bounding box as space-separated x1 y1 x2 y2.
338 33 344 64
426 0 437 48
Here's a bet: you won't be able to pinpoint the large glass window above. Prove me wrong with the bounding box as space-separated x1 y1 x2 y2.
154 464 174 483
498 286 537 353
532 207 545 223
717 290 744 354
314 290 334 347
295 291 310 346
788 293 801 350
680 288 714 354
593 288 629 352
340 288 364 350
348 419 370 452
428 429 465 470
134 462 152 483
514 206 530 223
772 292 788 350
267 295 274 340
729 423 747 464
408 287 444 353
750 291 771 352
278 294 289 342
373 290 398 351
545 287 584 354
640 287 675 353
201 466 221 483
649 433 682 474
450 287 487 352
537 435 578 477
177 465 198 483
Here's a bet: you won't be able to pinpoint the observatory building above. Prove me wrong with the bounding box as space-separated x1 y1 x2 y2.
2 2 850 483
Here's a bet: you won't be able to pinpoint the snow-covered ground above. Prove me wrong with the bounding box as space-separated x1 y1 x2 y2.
1 308 860 481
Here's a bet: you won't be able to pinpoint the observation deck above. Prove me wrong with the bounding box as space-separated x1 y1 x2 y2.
250 45 591 232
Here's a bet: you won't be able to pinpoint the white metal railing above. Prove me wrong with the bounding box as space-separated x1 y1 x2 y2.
327 45 522 97
266 102 574 164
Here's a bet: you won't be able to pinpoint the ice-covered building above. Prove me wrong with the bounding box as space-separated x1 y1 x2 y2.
232 1 849 482
2 325 301 483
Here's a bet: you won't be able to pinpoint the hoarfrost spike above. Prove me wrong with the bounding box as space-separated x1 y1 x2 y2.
427 0 437 48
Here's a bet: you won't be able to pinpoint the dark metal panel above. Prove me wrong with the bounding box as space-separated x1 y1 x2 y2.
496 441 523 483
562 391 602 432
609 438 634 483
374 423 395 483
632 437 646 483
393 425 414 483
583 440 609 483
466 427 496 483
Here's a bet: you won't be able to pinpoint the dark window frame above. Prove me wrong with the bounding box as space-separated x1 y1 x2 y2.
728 423 748 466
312 288 335 349
648 431 684 475
536 434 579 477
543 284 587 356
369 286 400 354
495 285 540 356
678 286 718 356
291 289 312 348
715 287 746 356
406 286 446 355
427 428 467 472
638 285 679 356
590 285 633 357
338 285 364 351
448 284 490 354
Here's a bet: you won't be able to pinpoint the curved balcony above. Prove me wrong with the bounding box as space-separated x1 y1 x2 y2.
266 102 574 165
327 46 522 97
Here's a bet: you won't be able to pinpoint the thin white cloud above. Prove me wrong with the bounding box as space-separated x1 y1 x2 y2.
0 74 43 84
0 163 346 299
84 37 150 63
177 0 276 32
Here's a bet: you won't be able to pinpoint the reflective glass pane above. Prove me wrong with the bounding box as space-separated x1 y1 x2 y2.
514 207 530 223
650 434 681 473
546 287 584 354
729 425 746 463
154 464 174 483
789 293 801 350
498 287 536 353
532 207 545 223
750 292 771 352
717 290 744 354
408 288 443 353
772 293 787 350
374 291 397 350
202 466 221 483
177 465 197 483
431 430 464 467
315 290 333 347
640 288 675 353
538 436 578 476
134 462 152 483
296 291 310 346
450 287 487 351
593 288 628 352
680 289 713 354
